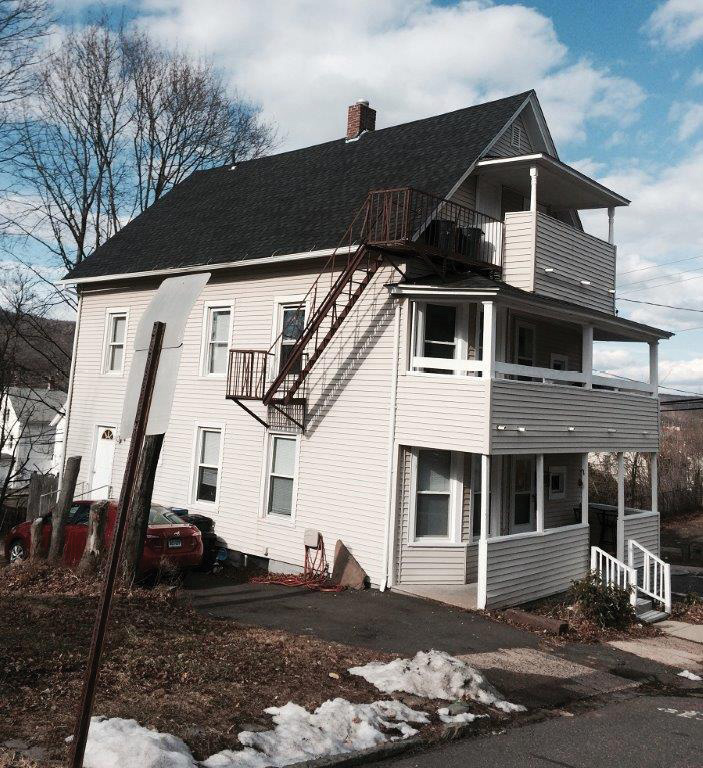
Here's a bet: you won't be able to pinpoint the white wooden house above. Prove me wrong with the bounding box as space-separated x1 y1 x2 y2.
61 91 672 613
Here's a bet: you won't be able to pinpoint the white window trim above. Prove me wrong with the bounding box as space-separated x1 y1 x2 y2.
101 308 129 376
199 300 234 379
189 422 225 510
510 455 536 534
550 353 569 371
514 320 536 367
260 431 300 526
470 453 483 545
548 465 567 501
409 301 470 378
407 447 463 546
269 295 309 385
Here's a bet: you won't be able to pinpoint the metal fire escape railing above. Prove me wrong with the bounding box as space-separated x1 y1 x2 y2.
226 187 503 427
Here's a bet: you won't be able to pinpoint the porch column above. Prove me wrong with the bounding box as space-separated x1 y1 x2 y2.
530 166 538 213
581 453 589 525
617 452 625 561
607 207 615 245
651 452 658 514
482 301 496 379
582 325 593 388
649 341 659 397
536 453 544 533
476 454 491 610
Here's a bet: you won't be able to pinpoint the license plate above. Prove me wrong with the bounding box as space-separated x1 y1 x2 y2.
167 538 182 549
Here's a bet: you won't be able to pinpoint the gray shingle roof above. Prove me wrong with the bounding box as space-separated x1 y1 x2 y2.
65 91 532 281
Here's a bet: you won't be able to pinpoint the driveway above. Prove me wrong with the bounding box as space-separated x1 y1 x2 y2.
185 580 537 655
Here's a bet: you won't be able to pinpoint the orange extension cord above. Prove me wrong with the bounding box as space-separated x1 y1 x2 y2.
252 535 344 592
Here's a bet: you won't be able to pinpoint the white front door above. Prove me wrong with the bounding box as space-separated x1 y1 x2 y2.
511 455 535 533
91 425 115 499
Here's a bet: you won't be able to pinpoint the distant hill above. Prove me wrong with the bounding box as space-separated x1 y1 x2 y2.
0 312 75 390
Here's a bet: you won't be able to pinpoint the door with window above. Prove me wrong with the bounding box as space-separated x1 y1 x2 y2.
91 426 115 499
510 456 535 533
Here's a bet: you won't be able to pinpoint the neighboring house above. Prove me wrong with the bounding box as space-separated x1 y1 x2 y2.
61 91 671 610
0 387 67 489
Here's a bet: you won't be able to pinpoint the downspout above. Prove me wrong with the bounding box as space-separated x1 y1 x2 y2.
58 291 82 487
380 299 402 591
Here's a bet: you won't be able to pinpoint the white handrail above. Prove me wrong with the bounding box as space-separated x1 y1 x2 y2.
494 361 587 385
410 356 485 373
591 546 637 606
628 539 671 613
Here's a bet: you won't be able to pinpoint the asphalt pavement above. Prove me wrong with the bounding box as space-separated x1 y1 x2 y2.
372 695 703 768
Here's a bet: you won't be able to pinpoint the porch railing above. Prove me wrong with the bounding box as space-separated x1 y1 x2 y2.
408 357 656 396
591 545 637 605
628 540 671 613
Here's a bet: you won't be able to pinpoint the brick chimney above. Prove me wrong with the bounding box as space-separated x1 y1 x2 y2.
346 99 376 140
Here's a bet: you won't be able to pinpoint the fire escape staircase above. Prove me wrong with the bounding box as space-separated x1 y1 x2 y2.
226 187 503 430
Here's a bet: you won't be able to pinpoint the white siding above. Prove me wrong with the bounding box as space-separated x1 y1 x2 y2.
490 380 660 453
502 211 534 292
66 260 400 585
484 524 589 608
395 376 491 454
394 447 467 585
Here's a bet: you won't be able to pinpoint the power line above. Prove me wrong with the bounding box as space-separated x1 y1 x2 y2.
619 271 703 294
619 264 703 290
616 297 703 313
619 254 703 276
595 369 703 399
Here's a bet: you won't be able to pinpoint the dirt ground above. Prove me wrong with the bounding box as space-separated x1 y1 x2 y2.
661 510 703 563
0 563 399 765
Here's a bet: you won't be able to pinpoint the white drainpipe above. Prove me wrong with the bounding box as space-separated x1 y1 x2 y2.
57 292 82 487
381 300 402 591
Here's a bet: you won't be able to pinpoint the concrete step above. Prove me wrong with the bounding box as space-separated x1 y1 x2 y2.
637 609 669 624
636 597 652 612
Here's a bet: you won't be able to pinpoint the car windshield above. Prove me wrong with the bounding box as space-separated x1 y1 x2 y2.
148 505 184 525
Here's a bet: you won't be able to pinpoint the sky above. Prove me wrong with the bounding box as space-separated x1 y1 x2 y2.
54 0 703 394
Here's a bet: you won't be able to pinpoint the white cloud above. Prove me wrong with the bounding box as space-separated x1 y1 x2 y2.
690 68 703 87
669 100 703 140
645 0 703 50
128 0 644 151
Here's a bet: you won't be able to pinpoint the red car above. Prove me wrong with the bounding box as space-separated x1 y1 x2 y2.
5 501 203 571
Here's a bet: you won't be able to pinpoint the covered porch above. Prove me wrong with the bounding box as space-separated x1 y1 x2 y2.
392 446 660 611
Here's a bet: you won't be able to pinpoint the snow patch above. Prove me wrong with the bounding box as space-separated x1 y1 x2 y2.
436 708 488 725
203 699 429 768
678 669 702 681
82 717 196 768
349 650 526 713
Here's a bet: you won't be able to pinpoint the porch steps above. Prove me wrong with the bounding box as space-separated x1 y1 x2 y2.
635 597 669 625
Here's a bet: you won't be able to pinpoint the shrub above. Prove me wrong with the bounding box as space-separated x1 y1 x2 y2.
570 571 635 630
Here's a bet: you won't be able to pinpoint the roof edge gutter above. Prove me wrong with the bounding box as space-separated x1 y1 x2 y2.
60 246 340 286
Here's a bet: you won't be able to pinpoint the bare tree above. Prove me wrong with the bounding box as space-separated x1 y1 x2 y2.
0 0 50 143
6 21 276 273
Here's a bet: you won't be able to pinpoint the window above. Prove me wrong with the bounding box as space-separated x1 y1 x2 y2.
412 302 466 375
104 311 127 373
202 305 232 376
193 427 222 504
278 304 306 375
266 435 297 517
550 353 568 371
471 454 483 539
548 466 567 500
515 322 536 367
415 449 452 538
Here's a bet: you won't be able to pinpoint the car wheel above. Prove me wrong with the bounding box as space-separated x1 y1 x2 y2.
8 540 27 564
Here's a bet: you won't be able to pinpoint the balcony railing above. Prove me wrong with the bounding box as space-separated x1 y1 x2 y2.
363 188 503 269
226 349 308 402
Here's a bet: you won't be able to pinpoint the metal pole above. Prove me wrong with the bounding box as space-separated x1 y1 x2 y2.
68 321 165 768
